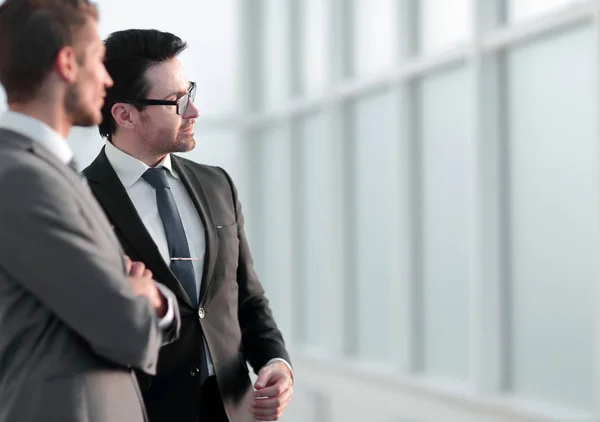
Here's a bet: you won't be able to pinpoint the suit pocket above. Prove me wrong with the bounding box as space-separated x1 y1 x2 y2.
216 222 238 236
214 223 239 278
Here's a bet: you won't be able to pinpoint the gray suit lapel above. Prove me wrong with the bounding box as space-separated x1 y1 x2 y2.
0 129 123 256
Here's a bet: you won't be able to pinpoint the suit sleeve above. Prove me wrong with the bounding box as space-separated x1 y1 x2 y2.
155 282 181 344
218 167 292 373
0 166 166 374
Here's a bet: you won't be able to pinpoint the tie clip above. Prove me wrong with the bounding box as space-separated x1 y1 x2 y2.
171 257 200 261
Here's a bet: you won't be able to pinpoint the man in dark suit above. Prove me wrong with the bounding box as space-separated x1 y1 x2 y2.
0 2 180 422
83 29 293 422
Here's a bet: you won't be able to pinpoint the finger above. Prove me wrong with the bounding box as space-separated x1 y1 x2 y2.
250 387 292 409
253 416 280 422
250 407 286 421
142 268 153 279
253 368 272 390
250 399 290 421
129 261 146 277
253 381 287 399
150 290 163 310
250 407 277 418
123 255 132 273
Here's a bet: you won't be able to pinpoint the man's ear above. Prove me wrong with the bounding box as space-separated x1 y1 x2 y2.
111 102 137 130
54 46 79 84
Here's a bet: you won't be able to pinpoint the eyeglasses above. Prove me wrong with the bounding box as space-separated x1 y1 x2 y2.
121 82 197 115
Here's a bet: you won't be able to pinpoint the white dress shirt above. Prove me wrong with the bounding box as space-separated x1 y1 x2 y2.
104 141 206 297
105 140 222 373
0 111 74 164
105 141 294 379
0 111 175 329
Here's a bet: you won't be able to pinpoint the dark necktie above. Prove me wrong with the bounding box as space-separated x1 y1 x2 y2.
67 157 88 184
142 168 198 306
67 157 79 173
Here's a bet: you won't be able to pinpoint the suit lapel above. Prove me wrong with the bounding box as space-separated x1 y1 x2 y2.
85 149 193 307
0 130 123 256
171 156 218 302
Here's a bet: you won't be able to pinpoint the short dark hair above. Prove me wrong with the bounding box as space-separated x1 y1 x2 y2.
0 0 98 103
98 29 187 140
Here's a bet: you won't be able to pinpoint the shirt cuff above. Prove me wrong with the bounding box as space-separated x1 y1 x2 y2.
265 358 294 383
155 283 175 330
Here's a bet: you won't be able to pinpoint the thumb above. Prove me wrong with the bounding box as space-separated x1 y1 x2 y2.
123 255 132 273
254 367 272 389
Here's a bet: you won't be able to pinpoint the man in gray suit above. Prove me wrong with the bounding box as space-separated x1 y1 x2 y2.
0 1 180 421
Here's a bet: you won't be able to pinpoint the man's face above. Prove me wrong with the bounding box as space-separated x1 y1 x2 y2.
135 58 200 155
66 18 113 127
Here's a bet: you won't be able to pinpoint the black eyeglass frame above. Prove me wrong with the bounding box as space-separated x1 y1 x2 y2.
120 81 197 115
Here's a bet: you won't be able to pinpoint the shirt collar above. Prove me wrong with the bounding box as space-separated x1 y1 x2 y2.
0 110 74 164
104 140 178 189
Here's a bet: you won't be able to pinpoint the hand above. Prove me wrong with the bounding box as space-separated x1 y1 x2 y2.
250 361 293 421
124 256 167 318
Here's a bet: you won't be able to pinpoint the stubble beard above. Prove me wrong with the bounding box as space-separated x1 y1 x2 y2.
65 83 98 127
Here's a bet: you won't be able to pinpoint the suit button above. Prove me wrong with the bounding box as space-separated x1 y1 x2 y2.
198 308 205 319
189 366 200 377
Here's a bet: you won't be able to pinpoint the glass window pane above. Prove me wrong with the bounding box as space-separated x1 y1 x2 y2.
179 129 248 205
181 129 261 276
177 1 238 118
509 0 581 23
67 128 104 169
506 26 598 411
261 0 289 109
298 112 338 353
350 91 399 362
284 382 328 422
419 0 471 53
99 0 239 117
300 0 328 95
253 126 293 338
1 1 239 117
351 0 395 77
418 67 472 380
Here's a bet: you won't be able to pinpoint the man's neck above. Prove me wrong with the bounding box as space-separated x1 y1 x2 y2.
8 103 71 140
111 137 168 168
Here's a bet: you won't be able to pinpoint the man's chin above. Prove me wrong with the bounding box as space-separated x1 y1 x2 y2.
72 112 101 128
175 137 196 153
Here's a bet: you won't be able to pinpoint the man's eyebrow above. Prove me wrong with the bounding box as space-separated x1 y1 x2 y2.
162 82 192 100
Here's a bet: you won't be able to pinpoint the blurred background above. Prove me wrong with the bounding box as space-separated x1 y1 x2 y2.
2 0 600 421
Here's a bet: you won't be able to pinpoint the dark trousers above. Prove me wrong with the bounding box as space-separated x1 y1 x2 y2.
200 376 229 422
144 374 229 422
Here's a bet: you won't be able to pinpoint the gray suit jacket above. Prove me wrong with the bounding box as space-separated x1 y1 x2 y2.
0 129 180 422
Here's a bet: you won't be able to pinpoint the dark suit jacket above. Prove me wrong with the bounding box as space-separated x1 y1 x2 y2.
84 148 290 422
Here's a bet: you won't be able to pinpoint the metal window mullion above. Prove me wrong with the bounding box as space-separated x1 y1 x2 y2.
236 0 261 247
471 0 507 395
329 0 358 357
394 0 420 375
593 2 600 414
